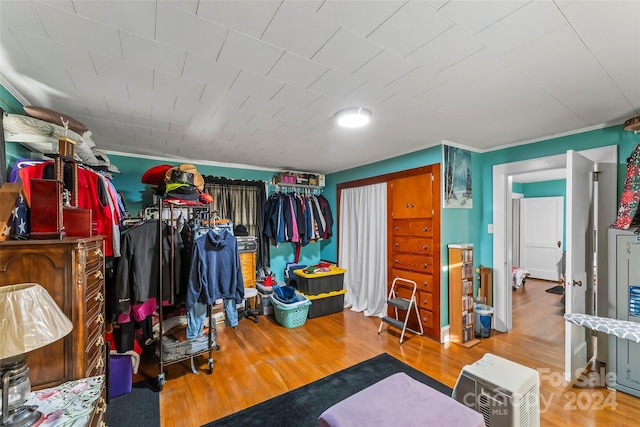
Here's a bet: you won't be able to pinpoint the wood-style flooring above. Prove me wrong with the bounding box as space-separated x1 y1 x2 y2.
137 278 639 427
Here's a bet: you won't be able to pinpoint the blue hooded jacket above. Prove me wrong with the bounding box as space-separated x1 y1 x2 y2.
186 228 244 309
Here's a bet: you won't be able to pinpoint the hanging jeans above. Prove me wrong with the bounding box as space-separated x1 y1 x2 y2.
186 302 207 340
224 298 239 327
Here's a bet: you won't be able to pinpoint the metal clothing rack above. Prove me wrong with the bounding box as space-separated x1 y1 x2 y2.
273 183 324 195
156 199 216 391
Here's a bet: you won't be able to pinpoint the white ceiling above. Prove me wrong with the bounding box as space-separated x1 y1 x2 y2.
1 0 638 174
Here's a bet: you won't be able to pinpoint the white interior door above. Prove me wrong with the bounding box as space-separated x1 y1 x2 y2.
565 150 594 382
519 197 563 281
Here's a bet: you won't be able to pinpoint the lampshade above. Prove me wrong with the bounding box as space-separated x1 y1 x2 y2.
0 283 73 359
335 107 372 128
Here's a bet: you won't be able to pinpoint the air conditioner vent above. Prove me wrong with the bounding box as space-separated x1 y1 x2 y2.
453 353 540 427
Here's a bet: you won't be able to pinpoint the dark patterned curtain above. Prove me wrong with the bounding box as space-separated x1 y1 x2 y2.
203 176 269 269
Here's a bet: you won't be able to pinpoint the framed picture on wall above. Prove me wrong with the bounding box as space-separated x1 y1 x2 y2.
443 144 472 209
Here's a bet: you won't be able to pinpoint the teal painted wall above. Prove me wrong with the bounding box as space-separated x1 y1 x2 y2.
322 145 484 327
522 179 567 251
478 125 637 268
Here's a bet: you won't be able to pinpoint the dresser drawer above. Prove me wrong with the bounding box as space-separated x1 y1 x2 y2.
392 219 433 236
392 236 433 256
418 308 433 329
390 269 434 293
239 253 256 287
416 290 433 311
392 254 433 273
85 243 105 272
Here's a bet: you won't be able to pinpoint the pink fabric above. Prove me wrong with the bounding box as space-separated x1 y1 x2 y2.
318 373 485 427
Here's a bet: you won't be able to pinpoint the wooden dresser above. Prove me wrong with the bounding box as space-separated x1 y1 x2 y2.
0 236 107 425
388 164 441 341
240 251 256 289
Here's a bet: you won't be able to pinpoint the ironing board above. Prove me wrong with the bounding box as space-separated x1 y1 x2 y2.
564 313 640 343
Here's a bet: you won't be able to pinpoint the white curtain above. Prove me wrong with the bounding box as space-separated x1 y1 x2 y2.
338 183 387 317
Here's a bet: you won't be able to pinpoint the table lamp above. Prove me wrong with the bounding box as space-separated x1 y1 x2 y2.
0 283 73 427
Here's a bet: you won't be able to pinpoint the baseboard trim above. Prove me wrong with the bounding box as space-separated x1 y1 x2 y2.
441 325 450 344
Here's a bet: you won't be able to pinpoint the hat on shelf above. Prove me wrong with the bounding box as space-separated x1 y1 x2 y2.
164 164 204 191
141 164 173 186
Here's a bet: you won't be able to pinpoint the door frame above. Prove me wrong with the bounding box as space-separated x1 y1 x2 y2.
492 145 617 341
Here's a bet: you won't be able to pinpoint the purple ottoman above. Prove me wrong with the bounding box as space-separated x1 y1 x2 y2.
109 354 133 399
318 372 485 427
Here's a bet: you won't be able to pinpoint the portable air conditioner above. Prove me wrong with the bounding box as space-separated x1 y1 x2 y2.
452 353 540 427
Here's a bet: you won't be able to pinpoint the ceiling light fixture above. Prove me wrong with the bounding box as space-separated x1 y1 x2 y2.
335 107 372 128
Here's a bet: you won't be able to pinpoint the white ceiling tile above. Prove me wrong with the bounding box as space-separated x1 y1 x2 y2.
436 48 507 86
105 96 153 118
9 30 96 74
156 2 228 62
560 1 640 84
73 0 156 39
462 67 541 108
120 31 187 76
218 30 284 76
384 66 444 99
87 106 133 125
239 96 285 117
311 28 382 75
129 86 178 111
351 50 417 88
344 82 395 107
3 56 78 99
503 26 607 94
68 69 129 99
246 114 286 132
0 1 48 38
274 120 310 136
182 53 240 89
196 1 280 39
367 1 453 57
407 26 483 73
162 0 198 15
229 70 285 99
424 1 449 11
92 53 154 89
316 1 405 39
132 115 171 131
270 85 321 109
274 106 318 125
439 1 528 35
32 2 122 59
262 2 340 59
558 80 633 124
308 69 364 99
151 105 193 125
154 70 206 101
475 1 567 55
267 52 329 89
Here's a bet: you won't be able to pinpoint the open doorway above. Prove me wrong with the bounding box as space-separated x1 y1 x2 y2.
492 145 617 374
511 182 566 341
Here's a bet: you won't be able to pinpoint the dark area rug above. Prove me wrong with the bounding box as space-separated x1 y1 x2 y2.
203 353 451 427
106 381 159 427
546 285 565 294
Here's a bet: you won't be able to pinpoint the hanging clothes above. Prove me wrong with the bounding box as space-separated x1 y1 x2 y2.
263 191 333 246
186 228 244 333
115 220 183 315
611 142 640 230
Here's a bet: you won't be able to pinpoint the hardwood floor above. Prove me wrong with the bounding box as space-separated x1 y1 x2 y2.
139 281 639 427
